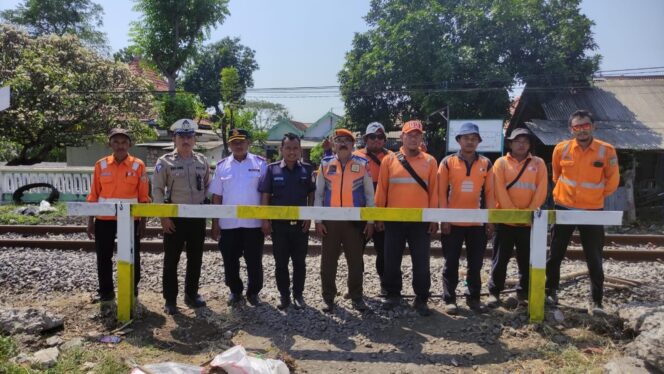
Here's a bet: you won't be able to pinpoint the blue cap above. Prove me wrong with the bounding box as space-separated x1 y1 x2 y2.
455 122 482 142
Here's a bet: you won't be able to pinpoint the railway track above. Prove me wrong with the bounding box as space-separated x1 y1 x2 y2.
1 225 662 261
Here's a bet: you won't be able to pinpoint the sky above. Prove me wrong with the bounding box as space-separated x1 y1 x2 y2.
2 0 663 123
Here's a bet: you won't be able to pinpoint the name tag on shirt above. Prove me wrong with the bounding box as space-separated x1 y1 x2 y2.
351 164 360 173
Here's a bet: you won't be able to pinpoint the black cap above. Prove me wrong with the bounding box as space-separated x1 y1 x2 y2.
228 128 251 142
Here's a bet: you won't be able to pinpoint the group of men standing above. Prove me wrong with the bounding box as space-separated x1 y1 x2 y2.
86 108 619 317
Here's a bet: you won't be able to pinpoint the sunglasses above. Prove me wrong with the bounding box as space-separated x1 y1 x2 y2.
366 134 386 141
571 123 592 131
334 138 353 144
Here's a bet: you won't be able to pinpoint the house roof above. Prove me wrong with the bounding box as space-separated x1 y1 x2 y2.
514 77 664 150
127 58 169 92
289 120 309 131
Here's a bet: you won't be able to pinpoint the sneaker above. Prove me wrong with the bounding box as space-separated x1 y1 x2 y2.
227 293 244 306
381 296 400 310
413 299 431 317
184 294 207 308
467 299 487 313
293 296 305 310
588 302 606 317
487 294 501 308
352 298 368 312
322 299 335 313
444 302 458 315
163 303 178 315
246 294 261 306
277 296 291 310
545 292 558 306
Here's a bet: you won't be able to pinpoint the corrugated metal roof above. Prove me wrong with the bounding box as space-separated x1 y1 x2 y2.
525 119 664 150
524 78 664 150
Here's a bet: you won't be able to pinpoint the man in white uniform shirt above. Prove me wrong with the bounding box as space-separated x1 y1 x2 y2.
210 129 267 306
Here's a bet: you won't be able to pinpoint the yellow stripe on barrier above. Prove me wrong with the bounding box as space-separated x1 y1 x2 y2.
132 204 178 217
548 210 556 225
487 209 532 224
237 206 300 220
528 267 546 322
360 207 422 222
117 261 134 323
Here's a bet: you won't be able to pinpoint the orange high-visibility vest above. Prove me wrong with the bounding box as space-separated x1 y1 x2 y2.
320 155 370 207
552 138 619 210
87 154 150 220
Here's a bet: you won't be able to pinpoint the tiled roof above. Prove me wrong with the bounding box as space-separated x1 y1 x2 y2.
127 59 169 92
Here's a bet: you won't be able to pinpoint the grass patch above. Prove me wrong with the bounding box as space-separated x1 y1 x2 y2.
538 342 605 374
0 203 68 225
0 336 129 374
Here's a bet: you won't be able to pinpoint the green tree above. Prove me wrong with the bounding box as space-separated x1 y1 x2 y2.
156 93 206 130
339 0 599 158
0 25 154 165
0 0 109 52
182 37 258 118
129 0 230 93
244 100 291 130
217 66 242 152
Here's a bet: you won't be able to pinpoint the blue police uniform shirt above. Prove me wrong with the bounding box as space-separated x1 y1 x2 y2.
209 152 267 229
258 160 315 207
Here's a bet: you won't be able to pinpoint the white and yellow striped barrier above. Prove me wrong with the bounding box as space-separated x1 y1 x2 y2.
67 202 623 323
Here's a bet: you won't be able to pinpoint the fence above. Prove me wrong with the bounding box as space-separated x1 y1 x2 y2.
67 202 623 323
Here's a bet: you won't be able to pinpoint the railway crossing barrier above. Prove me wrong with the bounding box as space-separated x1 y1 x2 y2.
67 202 623 323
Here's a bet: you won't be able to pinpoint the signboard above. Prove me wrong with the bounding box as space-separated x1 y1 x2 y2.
0 86 9 111
447 119 504 153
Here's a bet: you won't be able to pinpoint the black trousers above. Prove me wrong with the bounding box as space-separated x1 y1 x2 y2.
442 225 487 303
95 219 141 299
219 227 265 296
162 218 206 304
272 221 308 299
488 224 531 298
383 222 431 301
546 206 605 303
364 229 386 288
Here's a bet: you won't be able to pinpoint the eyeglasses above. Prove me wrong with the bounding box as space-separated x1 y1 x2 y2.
334 138 353 144
571 122 592 131
366 134 386 141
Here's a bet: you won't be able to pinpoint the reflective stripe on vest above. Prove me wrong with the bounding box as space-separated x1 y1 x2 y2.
559 176 577 187
132 161 140 171
598 144 606 159
388 177 428 185
511 181 537 191
581 181 605 189
561 142 571 159
98 197 139 203
100 159 108 169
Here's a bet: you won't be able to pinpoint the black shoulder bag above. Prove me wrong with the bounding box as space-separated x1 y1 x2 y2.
395 152 428 193
505 158 532 190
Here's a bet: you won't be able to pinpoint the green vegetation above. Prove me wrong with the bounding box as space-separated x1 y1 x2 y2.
0 337 128 374
0 203 68 225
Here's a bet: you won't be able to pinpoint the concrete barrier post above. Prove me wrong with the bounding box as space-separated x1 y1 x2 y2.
116 202 135 322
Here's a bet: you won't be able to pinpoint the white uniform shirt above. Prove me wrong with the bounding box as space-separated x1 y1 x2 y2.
210 153 267 229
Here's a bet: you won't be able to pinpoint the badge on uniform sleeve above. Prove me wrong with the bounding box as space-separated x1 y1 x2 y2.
351 164 360 173
155 164 162 173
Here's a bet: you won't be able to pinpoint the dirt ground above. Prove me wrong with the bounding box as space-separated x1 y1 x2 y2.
5 285 632 373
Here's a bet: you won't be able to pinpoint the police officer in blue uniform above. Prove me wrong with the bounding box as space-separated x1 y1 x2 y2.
259 133 315 310
210 128 267 306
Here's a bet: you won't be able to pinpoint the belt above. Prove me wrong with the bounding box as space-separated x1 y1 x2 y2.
273 220 300 226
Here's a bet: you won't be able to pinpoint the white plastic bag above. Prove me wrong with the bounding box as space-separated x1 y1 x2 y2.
129 362 203 374
210 345 289 374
